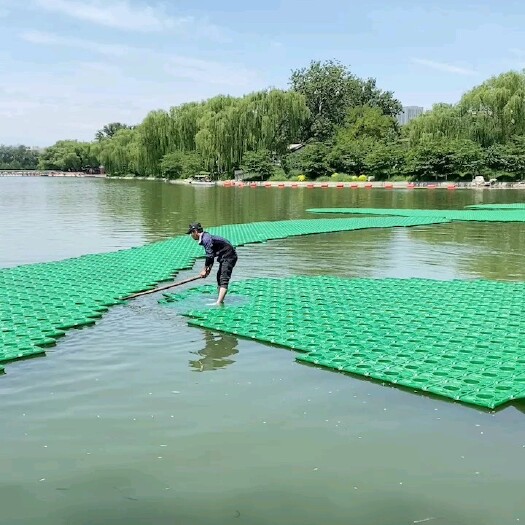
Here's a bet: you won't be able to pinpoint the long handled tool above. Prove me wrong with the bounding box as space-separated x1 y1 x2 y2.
124 275 203 300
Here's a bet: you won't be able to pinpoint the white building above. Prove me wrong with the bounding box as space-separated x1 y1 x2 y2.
397 106 424 125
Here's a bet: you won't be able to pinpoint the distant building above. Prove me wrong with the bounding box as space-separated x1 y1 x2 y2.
397 106 424 125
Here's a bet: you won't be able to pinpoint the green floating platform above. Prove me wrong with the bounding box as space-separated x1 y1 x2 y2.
163 276 525 409
306 207 525 222
466 203 525 210
0 216 444 371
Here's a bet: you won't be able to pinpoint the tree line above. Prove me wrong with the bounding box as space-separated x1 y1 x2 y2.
5 61 525 181
0 145 40 170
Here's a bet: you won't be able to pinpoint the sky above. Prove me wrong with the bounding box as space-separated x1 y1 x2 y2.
0 0 524 146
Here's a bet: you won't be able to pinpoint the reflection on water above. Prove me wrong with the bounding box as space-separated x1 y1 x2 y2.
189 330 239 372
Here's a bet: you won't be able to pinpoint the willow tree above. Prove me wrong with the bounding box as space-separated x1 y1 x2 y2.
98 128 139 176
244 90 309 154
405 103 465 146
458 71 525 146
99 89 308 177
195 90 308 174
135 110 173 175
169 102 206 152
407 71 525 148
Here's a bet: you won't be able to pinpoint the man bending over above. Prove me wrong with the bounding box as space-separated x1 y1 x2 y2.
187 222 238 305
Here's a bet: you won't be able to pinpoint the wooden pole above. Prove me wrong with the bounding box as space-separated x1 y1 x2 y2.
124 275 203 300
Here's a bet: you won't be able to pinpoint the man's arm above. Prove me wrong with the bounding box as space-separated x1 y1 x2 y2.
200 233 214 277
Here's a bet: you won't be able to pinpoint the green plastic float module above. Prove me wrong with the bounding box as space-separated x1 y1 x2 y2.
466 203 525 210
162 276 525 409
0 216 447 372
306 207 525 222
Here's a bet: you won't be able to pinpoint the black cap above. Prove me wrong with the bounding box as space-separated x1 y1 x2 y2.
186 222 203 234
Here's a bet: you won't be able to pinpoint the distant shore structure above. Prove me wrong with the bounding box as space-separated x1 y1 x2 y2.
397 106 425 125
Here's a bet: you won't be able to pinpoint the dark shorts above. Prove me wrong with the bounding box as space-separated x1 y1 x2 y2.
217 255 237 288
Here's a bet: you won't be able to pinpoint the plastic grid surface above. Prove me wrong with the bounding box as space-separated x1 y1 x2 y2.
0 216 446 371
306 208 525 222
466 203 525 210
163 276 525 409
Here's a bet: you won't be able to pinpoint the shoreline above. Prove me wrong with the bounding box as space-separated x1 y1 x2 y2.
0 170 105 178
1 170 524 189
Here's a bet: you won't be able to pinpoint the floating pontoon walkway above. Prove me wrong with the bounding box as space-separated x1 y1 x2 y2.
163 276 525 409
307 208 525 222
0 216 445 372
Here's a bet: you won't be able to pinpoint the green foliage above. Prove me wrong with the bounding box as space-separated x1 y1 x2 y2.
405 138 484 180
240 149 275 180
365 141 409 180
344 106 399 141
160 151 204 180
0 145 40 169
290 60 402 140
484 136 525 177
27 64 525 183
407 71 525 149
286 142 331 179
97 90 308 177
330 173 353 182
327 107 402 179
95 122 133 141
329 136 373 175
98 129 139 176
38 141 98 171
268 168 289 181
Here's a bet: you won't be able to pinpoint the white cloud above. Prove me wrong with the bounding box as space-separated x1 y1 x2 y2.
31 0 231 41
0 40 262 145
34 0 195 33
20 30 130 57
165 56 259 87
18 31 255 87
411 58 477 76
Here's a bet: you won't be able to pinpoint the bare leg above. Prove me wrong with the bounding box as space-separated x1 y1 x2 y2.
216 286 228 305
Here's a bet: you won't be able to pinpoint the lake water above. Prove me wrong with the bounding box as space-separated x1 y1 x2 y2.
1 176 524 525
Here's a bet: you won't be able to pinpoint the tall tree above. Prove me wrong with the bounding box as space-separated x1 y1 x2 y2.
98 129 139 176
406 71 525 148
459 71 525 146
95 122 133 141
0 145 40 169
38 141 98 171
290 59 401 140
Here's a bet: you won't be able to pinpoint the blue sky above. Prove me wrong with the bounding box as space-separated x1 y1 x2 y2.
0 0 524 146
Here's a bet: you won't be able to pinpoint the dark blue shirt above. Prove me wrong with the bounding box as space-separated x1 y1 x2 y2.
199 232 236 268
